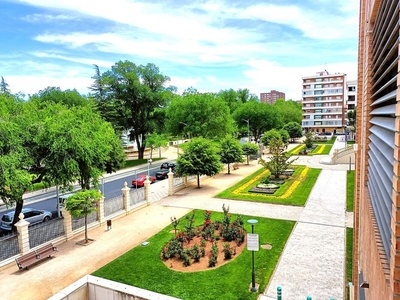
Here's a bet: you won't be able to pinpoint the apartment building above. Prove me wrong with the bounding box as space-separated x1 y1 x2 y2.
346 80 356 112
260 90 285 104
354 1 400 300
301 70 346 134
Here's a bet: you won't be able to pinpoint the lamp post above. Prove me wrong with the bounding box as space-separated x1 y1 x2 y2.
243 119 250 143
147 159 152 177
247 219 258 292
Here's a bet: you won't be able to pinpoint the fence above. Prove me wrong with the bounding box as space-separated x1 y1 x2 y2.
0 172 196 267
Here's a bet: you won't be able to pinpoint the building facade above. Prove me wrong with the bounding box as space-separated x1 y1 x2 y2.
301 71 346 134
354 1 400 300
260 90 285 104
347 80 357 112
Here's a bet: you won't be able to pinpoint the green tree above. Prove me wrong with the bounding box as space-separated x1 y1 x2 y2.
304 132 314 149
273 99 303 125
99 61 174 159
166 91 234 139
65 190 102 244
30 86 90 108
0 76 10 94
241 142 259 165
219 137 244 174
261 129 282 147
145 133 169 159
347 107 356 128
233 101 279 141
0 91 125 229
175 137 223 188
279 129 290 144
258 138 297 178
283 122 303 142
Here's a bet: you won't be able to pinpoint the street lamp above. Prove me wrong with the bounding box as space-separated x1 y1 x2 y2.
147 159 152 177
247 219 259 292
243 119 250 143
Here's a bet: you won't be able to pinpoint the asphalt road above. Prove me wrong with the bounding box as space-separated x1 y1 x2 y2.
0 162 172 234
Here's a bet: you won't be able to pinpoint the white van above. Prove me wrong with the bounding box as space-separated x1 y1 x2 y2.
58 192 76 208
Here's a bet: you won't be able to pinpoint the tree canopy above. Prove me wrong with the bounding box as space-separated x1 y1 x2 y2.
0 90 125 229
65 190 102 244
283 122 303 142
175 137 223 187
233 101 279 141
94 60 175 159
219 136 244 174
166 90 234 139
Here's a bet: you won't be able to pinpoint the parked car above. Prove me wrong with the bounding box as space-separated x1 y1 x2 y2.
131 174 156 187
160 162 176 170
155 170 169 180
0 208 52 231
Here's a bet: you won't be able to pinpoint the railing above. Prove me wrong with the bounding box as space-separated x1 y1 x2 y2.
0 172 197 266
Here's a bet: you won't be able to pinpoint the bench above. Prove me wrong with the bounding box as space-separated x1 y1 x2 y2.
233 163 239 170
15 243 58 270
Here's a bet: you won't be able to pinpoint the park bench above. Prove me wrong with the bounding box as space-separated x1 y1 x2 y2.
15 243 58 270
233 163 239 170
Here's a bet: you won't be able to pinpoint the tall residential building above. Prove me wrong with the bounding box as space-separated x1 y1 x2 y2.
346 80 356 112
260 90 285 104
301 70 346 134
353 1 400 300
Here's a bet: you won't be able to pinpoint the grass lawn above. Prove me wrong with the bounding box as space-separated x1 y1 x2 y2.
310 144 333 155
287 144 305 155
215 165 321 206
346 171 354 211
93 210 295 300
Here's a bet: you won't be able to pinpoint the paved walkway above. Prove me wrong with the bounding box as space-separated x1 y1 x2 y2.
0 139 352 300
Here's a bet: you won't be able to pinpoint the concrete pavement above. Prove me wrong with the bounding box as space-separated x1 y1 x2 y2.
0 138 352 300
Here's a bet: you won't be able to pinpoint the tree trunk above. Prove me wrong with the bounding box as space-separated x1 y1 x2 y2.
246 155 249 165
11 200 24 231
197 174 200 188
227 163 231 174
84 214 88 243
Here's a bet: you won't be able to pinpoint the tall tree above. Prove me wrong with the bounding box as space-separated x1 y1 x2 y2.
219 136 244 174
273 99 303 125
0 91 125 230
99 61 174 159
166 91 235 139
233 101 279 141
175 137 223 188
0 76 10 94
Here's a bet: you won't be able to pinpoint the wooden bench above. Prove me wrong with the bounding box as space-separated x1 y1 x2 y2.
233 163 239 170
15 243 58 270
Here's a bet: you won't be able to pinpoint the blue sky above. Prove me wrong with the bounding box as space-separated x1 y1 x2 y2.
0 0 359 100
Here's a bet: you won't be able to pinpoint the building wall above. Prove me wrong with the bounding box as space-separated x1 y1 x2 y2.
301 71 346 133
260 90 285 104
355 1 400 299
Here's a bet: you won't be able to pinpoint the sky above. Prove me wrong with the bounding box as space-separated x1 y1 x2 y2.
0 0 359 100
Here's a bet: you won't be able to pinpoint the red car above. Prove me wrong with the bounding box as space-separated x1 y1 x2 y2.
131 174 156 187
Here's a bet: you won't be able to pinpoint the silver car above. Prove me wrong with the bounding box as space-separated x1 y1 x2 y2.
0 208 52 231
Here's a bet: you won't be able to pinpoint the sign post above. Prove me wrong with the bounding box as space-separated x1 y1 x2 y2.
247 219 259 292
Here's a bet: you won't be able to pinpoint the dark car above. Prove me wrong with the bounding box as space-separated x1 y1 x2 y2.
160 162 176 170
155 170 169 180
